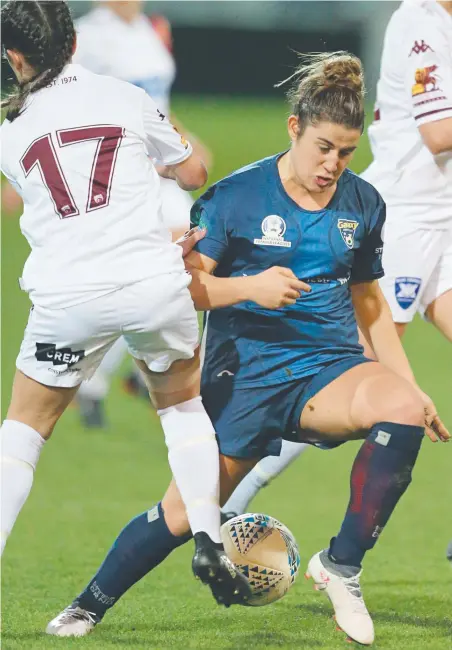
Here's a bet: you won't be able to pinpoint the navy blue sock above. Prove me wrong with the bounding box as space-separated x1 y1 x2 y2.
330 421 424 568
77 502 191 618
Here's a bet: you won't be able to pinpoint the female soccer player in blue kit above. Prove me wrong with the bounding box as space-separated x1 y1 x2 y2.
48 52 449 646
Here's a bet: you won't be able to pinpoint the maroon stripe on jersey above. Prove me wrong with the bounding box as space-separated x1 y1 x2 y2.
415 106 452 120
20 134 79 219
374 108 380 122
58 126 124 212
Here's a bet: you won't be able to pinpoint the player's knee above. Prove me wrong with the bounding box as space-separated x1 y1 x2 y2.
357 376 424 429
377 384 424 427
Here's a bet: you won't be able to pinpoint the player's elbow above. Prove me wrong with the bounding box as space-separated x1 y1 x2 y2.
175 157 208 191
418 118 452 156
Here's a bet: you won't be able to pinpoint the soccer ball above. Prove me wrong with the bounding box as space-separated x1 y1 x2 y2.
221 513 300 606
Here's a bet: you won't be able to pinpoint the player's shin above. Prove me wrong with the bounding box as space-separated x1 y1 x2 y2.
158 396 221 543
1 420 45 554
75 503 191 620
330 421 424 568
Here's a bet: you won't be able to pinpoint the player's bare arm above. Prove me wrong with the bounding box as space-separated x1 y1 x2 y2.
185 250 311 310
352 280 450 442
158 152 207 191
418 117 452 155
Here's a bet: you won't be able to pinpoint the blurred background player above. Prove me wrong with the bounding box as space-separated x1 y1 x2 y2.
0 0 253 608
47 52 449 646
74 0 212 427
222 0 452 535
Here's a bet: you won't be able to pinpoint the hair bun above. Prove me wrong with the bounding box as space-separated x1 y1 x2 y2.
322 53 364 93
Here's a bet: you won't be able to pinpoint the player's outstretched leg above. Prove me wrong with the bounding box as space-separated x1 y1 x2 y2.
306 421 424 646
299 363 428 646
46 503 191 636
221 440 307 519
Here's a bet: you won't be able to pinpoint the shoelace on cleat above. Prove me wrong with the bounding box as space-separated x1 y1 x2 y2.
339 574 369 615
58 606 97 626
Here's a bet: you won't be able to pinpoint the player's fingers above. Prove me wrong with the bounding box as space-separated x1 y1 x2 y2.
275 267 297 279
289 279 311 293
284 289 301 300
429 415 450 442
424 427 438 443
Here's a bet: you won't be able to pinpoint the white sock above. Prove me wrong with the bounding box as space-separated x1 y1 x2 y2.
158 397 221 544
1 420 45 554
222 440 308 515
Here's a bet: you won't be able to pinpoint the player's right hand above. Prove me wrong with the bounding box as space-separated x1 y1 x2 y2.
250 266 311 309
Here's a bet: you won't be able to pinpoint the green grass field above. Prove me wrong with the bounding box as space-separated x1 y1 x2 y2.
2 97 452 649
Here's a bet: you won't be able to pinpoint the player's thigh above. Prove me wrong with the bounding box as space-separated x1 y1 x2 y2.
7 370 79 439
379 225 442 324
425 289 452 342
162 455 258 536
299 360 424 441
16 301 121 388
123 274 200 408
423 233 452 341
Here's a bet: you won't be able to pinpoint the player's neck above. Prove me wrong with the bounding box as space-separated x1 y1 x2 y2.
438 1 452 15
106 4 141 24
277 153 337 211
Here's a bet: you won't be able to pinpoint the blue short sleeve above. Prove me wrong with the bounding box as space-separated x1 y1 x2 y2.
350 199 386 284
190 184 229 263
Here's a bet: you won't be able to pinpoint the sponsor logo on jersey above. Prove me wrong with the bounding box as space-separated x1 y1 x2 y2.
254 215 291 248
337 219 359 249
395 277 421 309
412 65 439 96
35 342 85 366
409 40 434 56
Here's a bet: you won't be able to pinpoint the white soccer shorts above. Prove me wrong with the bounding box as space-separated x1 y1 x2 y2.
16 273 199 388
379 222 452 323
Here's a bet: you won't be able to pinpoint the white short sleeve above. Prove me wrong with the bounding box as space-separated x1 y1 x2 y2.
142 94 193 165
404 22 452 126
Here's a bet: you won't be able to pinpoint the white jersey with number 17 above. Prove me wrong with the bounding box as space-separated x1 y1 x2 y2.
0 63 193 309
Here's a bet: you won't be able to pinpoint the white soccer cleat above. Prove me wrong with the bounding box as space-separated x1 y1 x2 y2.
305 551 375 646
46 604 98 637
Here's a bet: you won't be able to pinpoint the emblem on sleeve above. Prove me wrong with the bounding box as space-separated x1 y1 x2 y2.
337 219 359 249
254 215 291 248
412 65 439 96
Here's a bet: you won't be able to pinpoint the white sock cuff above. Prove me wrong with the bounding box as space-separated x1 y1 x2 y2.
1 420 45 470
157 396 203 418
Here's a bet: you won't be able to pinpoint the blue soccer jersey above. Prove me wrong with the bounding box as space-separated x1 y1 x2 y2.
191 153 385 387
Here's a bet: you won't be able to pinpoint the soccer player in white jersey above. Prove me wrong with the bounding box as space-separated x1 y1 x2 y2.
0 0 251 608
361 0 452 562
72 0 212 426
223 0 452 539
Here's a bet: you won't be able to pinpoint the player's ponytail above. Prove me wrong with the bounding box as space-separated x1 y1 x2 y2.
277 51 366 134
1 1 76 122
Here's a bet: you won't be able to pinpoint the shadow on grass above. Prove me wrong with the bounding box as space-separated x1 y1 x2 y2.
294 602 452 632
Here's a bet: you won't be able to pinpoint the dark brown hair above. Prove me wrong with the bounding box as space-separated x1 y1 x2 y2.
278 51 366 134
1 1 75 121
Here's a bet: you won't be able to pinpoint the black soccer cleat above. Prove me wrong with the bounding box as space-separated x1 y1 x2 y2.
192 531 251 608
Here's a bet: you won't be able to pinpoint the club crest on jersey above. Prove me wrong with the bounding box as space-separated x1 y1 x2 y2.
395 277 421 310
254 215 291 248
337 219 358 249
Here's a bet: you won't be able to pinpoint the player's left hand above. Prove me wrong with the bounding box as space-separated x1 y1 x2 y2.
416 388 450 443
176 226 206 258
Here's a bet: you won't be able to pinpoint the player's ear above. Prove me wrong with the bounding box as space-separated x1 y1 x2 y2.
72 34 77 56
288 115 301 142
5 49 25 79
